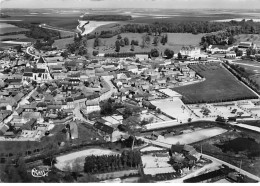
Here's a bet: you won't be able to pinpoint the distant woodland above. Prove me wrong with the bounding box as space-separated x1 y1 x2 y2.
81 14 132 21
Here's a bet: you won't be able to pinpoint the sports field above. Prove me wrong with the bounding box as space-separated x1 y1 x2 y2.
173 63 257 104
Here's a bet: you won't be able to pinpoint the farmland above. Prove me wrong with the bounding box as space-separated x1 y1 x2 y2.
0 23 28 34
173 63 257 104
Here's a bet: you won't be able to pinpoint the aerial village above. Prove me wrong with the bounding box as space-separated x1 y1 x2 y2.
0 39 260 183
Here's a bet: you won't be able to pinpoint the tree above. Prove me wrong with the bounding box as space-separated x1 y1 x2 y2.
150 48 159 58
93 37 100 48
164 48 174 59
42 143 58 167
14 45 22 53
92 50 99 56
120 39 125 47
178 52 182 59
117 34 122 40
153 36 159 46
124 37 129 45
115 40 120 52
203 42 209 50
78 45 88 56
61 50 69 58
228 36 236 45
130 44 135 51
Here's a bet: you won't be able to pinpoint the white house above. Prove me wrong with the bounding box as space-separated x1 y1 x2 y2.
180 46 200 58
85 99 100 113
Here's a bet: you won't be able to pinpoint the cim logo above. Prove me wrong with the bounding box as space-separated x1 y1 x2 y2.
31 166 51 178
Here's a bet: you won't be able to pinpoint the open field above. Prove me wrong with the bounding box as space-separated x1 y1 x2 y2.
55 148 119 171
87 32 202 56
0 34 28 41
156 127 227 145
53 37 74 49
173 63 257 104
0 22 28 34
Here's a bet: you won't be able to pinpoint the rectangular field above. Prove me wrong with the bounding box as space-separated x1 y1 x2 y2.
173 63 257 104
157 127 227 145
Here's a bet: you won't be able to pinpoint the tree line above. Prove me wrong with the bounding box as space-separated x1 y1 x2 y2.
120 20 260 35
84 150 141 174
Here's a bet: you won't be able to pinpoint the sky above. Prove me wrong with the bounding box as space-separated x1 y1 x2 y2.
1 0 260 9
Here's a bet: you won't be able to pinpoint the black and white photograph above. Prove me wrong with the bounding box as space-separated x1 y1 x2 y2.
0 0 260 183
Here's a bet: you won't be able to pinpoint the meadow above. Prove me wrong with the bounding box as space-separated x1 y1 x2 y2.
173 63 257 104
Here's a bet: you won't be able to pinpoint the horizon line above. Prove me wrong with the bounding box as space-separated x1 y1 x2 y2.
2 7 260 10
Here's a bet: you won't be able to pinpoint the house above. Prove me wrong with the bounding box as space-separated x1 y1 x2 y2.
135 54 149 61
13 107 24 116
238 42 256 49
22 67 52 83
93 121 114 141
85 99 100 114
68 121 79 140
22 118 37 130
207 45 230 54
171 145 185 154
225 51 236 58
66 97 74 109
0 124 9 135
180 46 200 58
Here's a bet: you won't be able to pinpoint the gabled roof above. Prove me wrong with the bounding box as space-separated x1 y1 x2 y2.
94 121 114 134
37 56 45 64
171 145 184 153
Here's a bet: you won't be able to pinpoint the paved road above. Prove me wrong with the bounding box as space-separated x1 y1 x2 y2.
26 46 38 58
230 61 260 68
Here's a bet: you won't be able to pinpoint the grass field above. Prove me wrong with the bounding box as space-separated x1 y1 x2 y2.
173 63 257 103
53 37 74 49
231 60 260 90
87 32 203 56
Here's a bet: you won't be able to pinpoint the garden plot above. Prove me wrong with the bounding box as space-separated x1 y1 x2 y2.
156 127 227 145
55 148 119 171
141 154 175 175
